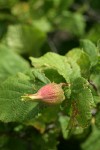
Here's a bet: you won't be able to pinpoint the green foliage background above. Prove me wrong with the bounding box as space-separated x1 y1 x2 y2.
0 0 100 150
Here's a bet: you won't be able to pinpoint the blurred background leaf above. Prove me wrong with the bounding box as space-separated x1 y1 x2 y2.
0 44 29 82
0 0 100 150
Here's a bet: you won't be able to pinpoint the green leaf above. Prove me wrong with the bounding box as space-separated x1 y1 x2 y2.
66 48 82 61
0 44 29 82
93 96 100 104
59 115 70 139
32 69 50 84
11 2 30 22
66 48 90 78
57 0 74 11
86 23 100 43
95 105 100 129
71 77 95 127
35 105 61 124
57 11 85 36
80 39 98 65
90 74 100 94
43 68 66 83
31 52 82 82
30 52 72 82
81 126 100 150
95 113 100 129
3 24 46 56
90 56 100 74
32 17 52 32
67 59 81 82
0 72 40 123
97 39 100 53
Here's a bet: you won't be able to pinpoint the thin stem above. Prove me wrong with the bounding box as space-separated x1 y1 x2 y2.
21 94 42 101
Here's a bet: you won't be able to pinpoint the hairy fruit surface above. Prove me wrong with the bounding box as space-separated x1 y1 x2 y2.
21 83 65 104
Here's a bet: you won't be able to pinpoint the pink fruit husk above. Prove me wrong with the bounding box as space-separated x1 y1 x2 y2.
21 83 65 104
